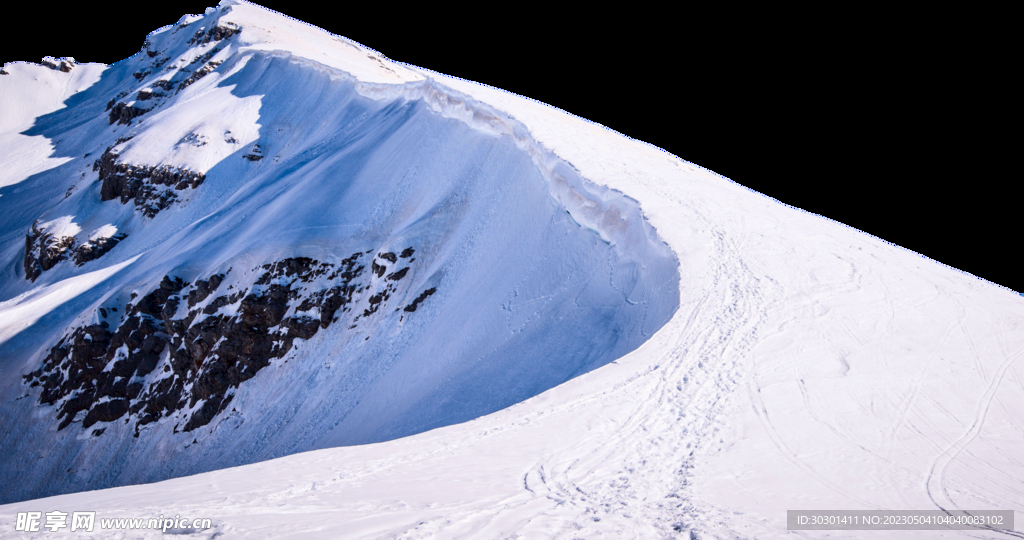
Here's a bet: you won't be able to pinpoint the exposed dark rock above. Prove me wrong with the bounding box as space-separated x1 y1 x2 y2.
108 102 151 125
132 71 150 81
73 233 128 266
0 68 8 75
379 252 398 263
152 79 175 91
404 288 437 312
190 47 222 66
24 248 440 435
94 147 205 217
243 143 263 161
24 222 75 282
188 274 224 307
400 247 415 258
187 23 240 45
83 399 129 429
137 89 163 101
386 267 409 281
177 60 221 91
41 56 75 72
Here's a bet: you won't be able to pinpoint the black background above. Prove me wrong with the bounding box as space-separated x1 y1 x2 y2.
3 3 1015 292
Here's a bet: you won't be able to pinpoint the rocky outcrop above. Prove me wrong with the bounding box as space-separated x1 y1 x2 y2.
404 287 436 313
25 250 435 435
24 223 129 281
94 147 205 217
136 89 164 101
108 102 151 125
178 60 221 91
73 233 128 266
189 47 222 66
24 223 75 282
152 79 176 92
186 23 240 45
243 144 263 161
40 56 75 72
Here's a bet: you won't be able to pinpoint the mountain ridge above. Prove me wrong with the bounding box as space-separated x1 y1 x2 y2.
0 0 679 503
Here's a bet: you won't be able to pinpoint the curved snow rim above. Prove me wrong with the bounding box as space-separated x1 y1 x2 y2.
216 0 1018 296
250 48 663 254
398 65 1021 297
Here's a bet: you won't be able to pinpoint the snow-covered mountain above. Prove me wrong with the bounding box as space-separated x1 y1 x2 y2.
0 1 678 504
2 2 1022 539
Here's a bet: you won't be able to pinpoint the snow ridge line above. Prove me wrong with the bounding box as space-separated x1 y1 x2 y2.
253 47 661 257
380 50 1024 299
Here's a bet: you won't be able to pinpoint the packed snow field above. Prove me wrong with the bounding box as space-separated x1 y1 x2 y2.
1 1 1021 539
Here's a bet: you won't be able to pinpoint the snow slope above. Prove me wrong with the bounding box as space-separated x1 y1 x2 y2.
2 1 1023 539
0 1 676 504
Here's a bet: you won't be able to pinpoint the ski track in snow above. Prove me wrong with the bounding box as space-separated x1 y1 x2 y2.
2 2 1023 539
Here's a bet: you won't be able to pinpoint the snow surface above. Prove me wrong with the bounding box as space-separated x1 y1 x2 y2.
0 0 676 508
2 1 1022 538
0 62 105 191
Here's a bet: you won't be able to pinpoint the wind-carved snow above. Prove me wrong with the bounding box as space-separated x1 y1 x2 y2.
3 2 1020 539
0 0 678 504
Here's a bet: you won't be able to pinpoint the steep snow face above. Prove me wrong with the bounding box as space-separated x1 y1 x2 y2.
0 1 678 502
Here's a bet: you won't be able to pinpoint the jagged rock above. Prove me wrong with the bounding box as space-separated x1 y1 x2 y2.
94 147 205 217
404 287 436 312
24 222 76 282
25 251 436 434
24 221 128 279
136 89 163 101
25 249 438 434
108 102 151 125
41 56 75 72
190 47 221 66
152 79 175 91
73 233 128 266
243 143 263 161
187 23 240 45
188 274 224 307
178 60 221 91
22 248 436 434
386 267 409 281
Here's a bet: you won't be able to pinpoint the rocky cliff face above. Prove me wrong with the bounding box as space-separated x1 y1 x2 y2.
24 221 127 282
24 250 432 436
94 145 206 217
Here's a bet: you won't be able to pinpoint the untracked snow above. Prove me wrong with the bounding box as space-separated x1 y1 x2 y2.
1 1 1022 539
